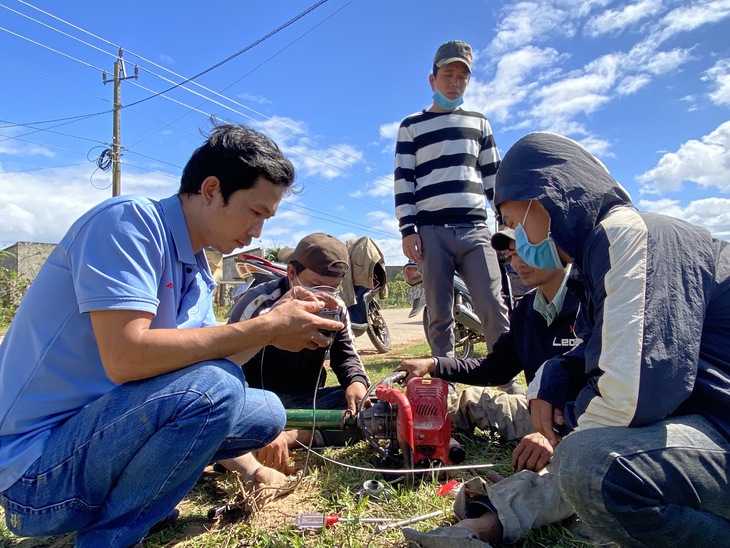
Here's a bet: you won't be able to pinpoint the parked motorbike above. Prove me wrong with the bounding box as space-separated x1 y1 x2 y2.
403 260 520 359
404 262 482 359
227 244 392 354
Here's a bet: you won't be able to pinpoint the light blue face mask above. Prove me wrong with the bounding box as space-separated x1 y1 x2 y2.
514 200 564 270
432 89 463 111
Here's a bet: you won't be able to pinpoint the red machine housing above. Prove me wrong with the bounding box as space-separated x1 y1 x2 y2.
374 376 453 467
406 377 453 466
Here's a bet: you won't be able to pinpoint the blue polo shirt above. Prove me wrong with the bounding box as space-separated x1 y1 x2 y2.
0 194 216 492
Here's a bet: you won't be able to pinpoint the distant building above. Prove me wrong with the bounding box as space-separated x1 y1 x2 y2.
0 242 56 307
0 242 56 281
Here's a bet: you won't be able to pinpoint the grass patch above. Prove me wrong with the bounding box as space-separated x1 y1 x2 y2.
0 343 597 547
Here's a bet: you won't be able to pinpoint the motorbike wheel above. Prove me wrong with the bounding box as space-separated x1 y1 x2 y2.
366 299 391 353
422 306 475 360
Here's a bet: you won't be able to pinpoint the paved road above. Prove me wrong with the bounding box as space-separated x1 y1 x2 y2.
354 306 427 355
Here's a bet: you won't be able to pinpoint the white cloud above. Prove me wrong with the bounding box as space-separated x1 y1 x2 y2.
261 205 311 238
531 54 618 127
258 116 365 180
704 58 730 106
0 129 56 158
237 92 272 105
469 46 563 123
658 0 730 43
584 0 663 37
487 1 572 55
616 73 651 95
638 120 730 193
0 166 177 245
641 48 694 76
350 174 393 199
379 121 400 141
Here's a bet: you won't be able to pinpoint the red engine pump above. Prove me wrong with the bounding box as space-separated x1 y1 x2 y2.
374 376 454 468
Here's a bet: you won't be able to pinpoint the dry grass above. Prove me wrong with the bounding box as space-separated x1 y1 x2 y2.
1 342 601 547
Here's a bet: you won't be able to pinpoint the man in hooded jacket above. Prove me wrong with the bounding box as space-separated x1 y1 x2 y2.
404 132 730 548
492 132 730 546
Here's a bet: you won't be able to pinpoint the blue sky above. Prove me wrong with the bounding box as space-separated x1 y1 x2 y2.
1 0 729 266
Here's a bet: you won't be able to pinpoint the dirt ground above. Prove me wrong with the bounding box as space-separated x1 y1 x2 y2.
354 307 426 355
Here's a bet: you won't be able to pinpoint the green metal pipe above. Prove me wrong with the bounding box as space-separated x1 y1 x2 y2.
285 409 356 430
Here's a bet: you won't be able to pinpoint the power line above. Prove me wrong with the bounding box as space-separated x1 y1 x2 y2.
122 0 332 110
0 3 117 62
2 1 399 236
4 1 392 191
13 0 390 184
0 162 87 174
0 119 108 145
0 59 108 105
0 24 104 73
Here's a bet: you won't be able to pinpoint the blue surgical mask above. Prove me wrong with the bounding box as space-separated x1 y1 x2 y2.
432 89 463 111
514 200 563 270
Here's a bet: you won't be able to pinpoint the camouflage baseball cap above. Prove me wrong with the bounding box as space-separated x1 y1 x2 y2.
287 233 349 278
434 40 473 72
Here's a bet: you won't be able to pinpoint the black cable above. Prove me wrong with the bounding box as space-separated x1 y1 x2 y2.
122 0 330 111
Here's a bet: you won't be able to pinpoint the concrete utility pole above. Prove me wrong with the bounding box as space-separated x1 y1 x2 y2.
103 48 138 196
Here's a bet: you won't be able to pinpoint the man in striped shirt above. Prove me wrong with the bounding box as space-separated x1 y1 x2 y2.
394 40 509 357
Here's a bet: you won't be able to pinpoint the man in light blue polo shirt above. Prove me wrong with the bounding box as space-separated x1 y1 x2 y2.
0 124 343 547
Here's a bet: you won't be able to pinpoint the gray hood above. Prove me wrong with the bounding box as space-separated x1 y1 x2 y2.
494 132 633 265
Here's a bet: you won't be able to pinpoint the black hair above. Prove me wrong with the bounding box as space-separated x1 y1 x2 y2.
179 123 295 204
289 260 306 275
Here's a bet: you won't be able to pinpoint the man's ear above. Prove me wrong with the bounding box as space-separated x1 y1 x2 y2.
200 176 221 205
428 73 436 91
286 263 297 284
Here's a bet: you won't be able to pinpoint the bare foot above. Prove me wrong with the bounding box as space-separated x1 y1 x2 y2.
217 453 299 512
251 464 291 491
454 513 503 543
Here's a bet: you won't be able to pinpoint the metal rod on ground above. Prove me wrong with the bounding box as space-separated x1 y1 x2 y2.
375 509 445 532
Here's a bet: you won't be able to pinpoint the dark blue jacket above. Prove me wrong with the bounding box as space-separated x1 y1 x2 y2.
434 286 581 392
227 276 368 395
494 132 730 439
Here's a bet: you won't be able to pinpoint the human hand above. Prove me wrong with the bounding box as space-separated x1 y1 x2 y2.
345 381 368 415
529 399 562 448
511 432 554 472
402 234 423 263
278 285 340 311
266 299 343 351
255 432 297 474
395 358 435 382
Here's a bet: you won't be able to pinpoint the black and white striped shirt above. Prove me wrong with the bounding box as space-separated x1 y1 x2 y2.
394 108 500 237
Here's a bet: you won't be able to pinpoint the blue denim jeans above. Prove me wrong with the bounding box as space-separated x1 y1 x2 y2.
1 360 285 547
554 414 730 547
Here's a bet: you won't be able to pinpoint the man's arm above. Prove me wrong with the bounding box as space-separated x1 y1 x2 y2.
478 117 500 210
329 311 369 413
225 279 283 365
435 328 523 385
552 209 704 432
90 297 341 384
396 328 523 386
394 121 420 251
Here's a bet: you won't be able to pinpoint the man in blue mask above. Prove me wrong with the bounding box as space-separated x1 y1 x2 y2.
495 132 730 546
393 40 510 359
